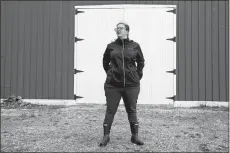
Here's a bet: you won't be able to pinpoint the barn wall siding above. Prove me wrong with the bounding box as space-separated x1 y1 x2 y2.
226 1 229 101
1 0 229 101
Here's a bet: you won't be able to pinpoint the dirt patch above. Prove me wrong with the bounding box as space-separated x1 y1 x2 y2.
1 103 229 152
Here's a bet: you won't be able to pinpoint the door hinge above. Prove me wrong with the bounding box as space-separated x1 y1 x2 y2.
166 95 176 101
166 69 176 75
75 37 84 42
74 69 84 74
75 9 84 15
166 8 176 14
166 37 176 42
74 94 83 100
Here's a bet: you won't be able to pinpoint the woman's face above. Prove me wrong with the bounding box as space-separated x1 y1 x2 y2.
115 24 129 38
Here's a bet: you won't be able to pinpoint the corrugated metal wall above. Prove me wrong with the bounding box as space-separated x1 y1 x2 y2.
1 0 229 101
1 1 74 99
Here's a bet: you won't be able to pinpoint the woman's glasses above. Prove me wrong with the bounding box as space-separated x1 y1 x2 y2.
114 27 125 31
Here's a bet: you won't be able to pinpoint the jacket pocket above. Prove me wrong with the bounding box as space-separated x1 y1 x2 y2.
111 68 122 83
131 70 140 81
105 69 113 83
106 68 122 84
127 70 139 84
106 68 112 75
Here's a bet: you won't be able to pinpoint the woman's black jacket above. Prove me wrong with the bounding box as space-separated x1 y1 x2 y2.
103 38 145 88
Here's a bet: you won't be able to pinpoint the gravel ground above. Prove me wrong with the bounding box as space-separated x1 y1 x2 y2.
1 104 229 152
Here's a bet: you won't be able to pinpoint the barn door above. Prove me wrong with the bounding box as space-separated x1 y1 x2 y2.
74 6 176 104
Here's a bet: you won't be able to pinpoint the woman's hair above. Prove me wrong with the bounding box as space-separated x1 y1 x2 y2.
117 22 130 32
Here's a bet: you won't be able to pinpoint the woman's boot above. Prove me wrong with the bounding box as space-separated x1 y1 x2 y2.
129 122 144 145
99 124 111 147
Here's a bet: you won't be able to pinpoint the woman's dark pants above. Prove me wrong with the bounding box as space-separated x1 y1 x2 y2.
103 86 140 134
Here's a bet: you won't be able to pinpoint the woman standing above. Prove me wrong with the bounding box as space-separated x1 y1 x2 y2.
99 22 145 147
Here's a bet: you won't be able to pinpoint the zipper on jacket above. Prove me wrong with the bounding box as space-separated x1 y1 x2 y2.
121 39 125 87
